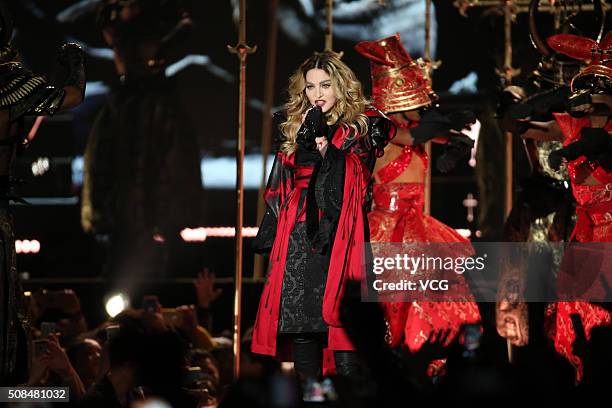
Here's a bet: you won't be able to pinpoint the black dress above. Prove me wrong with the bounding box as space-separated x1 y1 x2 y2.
278 145 333 333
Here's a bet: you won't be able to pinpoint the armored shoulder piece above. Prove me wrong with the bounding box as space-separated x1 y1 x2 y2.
0 62 66 122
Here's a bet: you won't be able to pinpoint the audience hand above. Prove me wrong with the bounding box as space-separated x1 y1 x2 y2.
194 268 222 308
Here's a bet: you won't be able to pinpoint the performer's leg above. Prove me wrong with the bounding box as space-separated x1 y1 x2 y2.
333 351 360 376
292 335 323 382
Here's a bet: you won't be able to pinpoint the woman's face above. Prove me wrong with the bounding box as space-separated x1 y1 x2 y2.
305 68 337 113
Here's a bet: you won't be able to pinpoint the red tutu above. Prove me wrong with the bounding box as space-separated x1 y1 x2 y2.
369 181 481 350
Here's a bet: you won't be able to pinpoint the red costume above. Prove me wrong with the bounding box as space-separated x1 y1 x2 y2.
251 109 395 359
543 33 612 381
356 34 480 351
544 114 612 381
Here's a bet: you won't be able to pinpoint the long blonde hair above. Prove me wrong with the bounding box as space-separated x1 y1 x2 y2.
280 52 369 155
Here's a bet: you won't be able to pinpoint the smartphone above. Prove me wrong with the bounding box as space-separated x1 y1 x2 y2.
33 339 48 356
161 308 182 327
40 322 57 337
142 295 160 313
463 324 482 352
183 366 205 387
106 324 120 340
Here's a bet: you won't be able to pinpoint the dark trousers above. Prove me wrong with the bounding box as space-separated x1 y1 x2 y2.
292 335 361 381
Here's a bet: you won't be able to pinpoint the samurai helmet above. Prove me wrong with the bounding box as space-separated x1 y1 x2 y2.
355 33 432 114
548 32 612 94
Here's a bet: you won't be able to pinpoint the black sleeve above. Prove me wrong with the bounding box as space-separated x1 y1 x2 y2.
252 206 279 255
252 113 289 254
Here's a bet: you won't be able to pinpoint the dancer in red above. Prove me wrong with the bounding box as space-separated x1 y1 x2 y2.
509 33 612 381
251 52 395 382
544 33 612 382
355 34 480 353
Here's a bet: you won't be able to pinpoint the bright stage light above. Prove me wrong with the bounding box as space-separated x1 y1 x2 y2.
179 227 259 241
105 293 130 318
180 227 207 242
456 229 472 238
31 157 50 176
16 239 41 254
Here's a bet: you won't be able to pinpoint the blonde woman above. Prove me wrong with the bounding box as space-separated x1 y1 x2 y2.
251 52 395 384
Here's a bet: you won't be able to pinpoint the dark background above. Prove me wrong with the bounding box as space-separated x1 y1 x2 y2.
5 0 606 330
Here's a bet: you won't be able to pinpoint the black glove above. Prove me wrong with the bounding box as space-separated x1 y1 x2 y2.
446 110 476 132
297 106 324 150
368 115 394 158
582 127 612 171
436 134 474 173
500 86 571 133
58 43 86 98
519 174 570 219
547 150 565 171
410 108 453 145
548 127 612 171
410 108 477 146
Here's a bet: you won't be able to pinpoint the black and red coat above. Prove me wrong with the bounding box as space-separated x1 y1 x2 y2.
251 107 395 357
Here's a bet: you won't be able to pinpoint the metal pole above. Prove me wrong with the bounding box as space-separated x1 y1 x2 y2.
503 1 514 219
425 0 432 61
424 0 433 215
325 0 334 52
503 0 514 363
228 0 256 380
254 0 279 280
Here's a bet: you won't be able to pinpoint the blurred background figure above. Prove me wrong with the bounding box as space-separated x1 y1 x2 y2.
81 0 203 278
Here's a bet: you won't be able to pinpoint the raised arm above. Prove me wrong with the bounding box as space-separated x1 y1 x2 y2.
4 43 85 122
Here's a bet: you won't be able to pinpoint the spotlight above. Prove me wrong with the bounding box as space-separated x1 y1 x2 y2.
133 399 173 408
15 239 41 254
456 229 472 238
105 293 130 318
180 227 207 242
31 157 50 176
179 227 260 241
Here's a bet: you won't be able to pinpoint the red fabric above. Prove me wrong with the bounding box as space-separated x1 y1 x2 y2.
545 114 612 381
251 157 306 356
323 153 368 328
368 149 480 351
376 145 427 184
251 125 372 357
